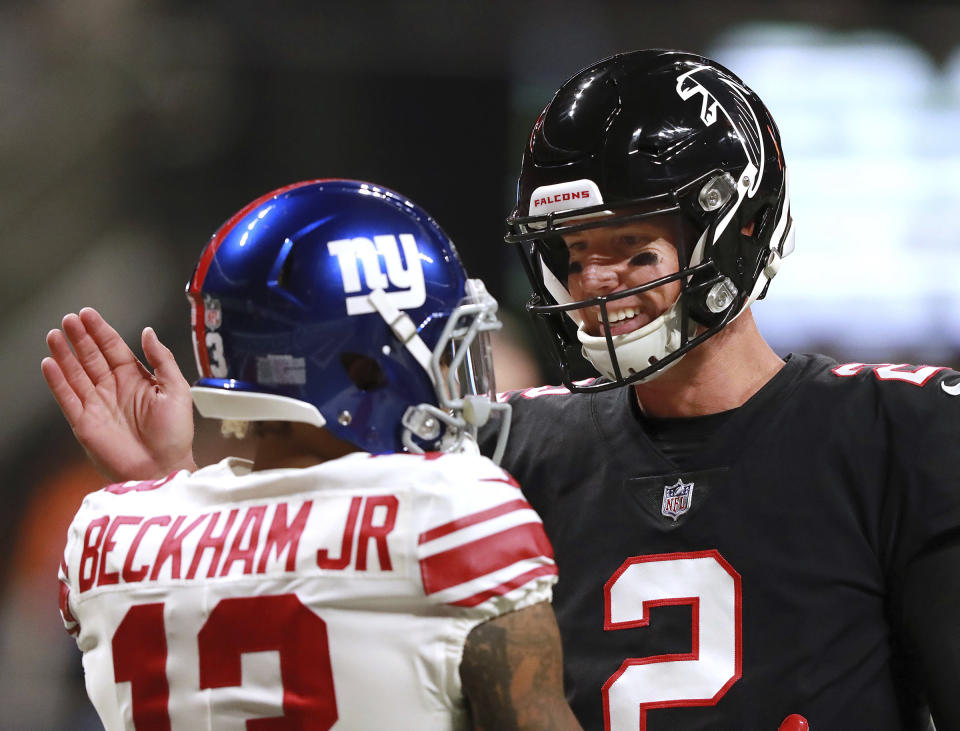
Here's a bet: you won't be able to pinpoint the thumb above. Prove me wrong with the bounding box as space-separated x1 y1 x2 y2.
142 327 190 389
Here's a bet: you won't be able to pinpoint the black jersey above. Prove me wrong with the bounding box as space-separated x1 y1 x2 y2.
482 354 960 731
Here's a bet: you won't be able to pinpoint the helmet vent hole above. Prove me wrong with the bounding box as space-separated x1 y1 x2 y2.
340 352 387 391
275 248 297 291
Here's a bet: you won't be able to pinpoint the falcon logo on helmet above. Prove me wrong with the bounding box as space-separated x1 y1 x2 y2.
676 68 721 126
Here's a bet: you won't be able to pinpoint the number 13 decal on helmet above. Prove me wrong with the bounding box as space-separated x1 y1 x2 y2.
602 551 742 730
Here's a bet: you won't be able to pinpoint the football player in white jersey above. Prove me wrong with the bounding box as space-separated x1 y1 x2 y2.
46 179 580 730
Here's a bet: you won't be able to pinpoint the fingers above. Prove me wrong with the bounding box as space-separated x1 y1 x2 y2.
41 354 84 425
142 326 190 389
45 326 98 403
61 311 115 385
78 307 141 373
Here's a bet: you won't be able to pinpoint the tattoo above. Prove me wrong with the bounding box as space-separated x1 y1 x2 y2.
461 617 517 729
460 602 581 730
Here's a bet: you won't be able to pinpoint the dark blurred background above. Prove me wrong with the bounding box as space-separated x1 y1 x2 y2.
2 1 958 727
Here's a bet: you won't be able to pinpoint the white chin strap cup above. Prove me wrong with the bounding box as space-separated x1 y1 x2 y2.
577 300 687 382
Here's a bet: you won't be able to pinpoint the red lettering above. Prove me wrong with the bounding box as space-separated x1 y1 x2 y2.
150 514 208 581
79 516 110 593
104 471 179 495
123 516 172 583
533 190 592 210
356 496 398 571
219 506 266 577
97 516 143 587
317 497 362 570
258 501 312 573
186 510 239 580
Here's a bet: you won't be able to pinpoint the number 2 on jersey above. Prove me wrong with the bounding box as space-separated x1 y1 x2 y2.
602 551 742 730
112 594 338 729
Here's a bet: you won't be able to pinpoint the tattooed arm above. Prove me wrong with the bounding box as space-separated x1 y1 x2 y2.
460 601 581 731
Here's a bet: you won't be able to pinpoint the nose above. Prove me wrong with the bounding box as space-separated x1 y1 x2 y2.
577 260 620 296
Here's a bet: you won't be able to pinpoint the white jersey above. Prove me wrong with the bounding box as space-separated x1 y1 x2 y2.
59 452 557 731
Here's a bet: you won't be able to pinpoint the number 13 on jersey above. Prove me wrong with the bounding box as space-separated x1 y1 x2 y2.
602 551 742 730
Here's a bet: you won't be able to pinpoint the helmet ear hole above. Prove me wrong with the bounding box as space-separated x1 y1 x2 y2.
340 352 387 391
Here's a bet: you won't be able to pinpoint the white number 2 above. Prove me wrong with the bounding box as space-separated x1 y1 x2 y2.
602 550 742 730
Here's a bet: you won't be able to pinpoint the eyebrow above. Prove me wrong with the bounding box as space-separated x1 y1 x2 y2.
619 233 658 245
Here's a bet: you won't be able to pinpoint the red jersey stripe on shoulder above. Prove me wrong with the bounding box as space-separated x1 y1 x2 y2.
418 498 531 545
448 564 558 608
420 521 554 595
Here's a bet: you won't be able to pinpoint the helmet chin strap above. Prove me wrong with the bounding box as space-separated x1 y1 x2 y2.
540 257 583 327
577 300 689 382
367 288 436 386
368 287 511 463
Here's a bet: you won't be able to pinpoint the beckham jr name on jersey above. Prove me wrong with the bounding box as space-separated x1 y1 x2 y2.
59 451 556 731
484 353 960 731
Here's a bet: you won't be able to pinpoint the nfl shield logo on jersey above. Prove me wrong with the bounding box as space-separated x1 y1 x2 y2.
661 478 694 521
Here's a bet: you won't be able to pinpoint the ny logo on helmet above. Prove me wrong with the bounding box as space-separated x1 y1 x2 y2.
327 234 426 315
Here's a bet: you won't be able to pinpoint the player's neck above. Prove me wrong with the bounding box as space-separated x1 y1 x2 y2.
250 422 360 471
633 309 784 419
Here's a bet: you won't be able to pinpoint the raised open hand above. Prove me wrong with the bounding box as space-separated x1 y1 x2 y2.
41 307 197 482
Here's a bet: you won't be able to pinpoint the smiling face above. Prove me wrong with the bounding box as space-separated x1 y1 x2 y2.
563 216 683 337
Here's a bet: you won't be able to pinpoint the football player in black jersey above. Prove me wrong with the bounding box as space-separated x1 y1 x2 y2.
497 49 959 730
38 50 959 731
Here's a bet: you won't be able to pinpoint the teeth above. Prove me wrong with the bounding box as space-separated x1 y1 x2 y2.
607 307 638 323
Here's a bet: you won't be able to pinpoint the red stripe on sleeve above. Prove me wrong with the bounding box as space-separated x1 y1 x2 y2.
420 522 554 595
418 499 532 545
449 564 558 607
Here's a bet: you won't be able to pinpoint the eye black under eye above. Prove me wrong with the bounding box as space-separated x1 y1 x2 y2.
629 252 660 266
567 261 583 274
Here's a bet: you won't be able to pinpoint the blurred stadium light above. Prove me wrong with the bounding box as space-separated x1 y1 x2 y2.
713 24 960 361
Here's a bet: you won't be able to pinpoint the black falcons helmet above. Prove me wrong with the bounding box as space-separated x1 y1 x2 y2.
505 49 794 390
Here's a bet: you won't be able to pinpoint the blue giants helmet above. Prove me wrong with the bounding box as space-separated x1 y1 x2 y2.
186 179 510 461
